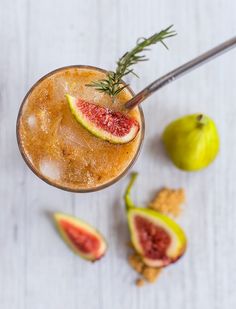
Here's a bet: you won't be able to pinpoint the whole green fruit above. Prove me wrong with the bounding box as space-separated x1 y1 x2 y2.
162 114 220 171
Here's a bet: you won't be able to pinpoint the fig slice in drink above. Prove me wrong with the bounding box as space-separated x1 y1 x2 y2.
17 66 144 192
66 94 140 144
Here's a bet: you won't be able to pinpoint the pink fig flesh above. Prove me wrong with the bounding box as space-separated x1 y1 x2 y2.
54 213 107 262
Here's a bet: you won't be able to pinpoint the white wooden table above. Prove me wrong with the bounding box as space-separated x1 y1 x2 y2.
1 1 236 308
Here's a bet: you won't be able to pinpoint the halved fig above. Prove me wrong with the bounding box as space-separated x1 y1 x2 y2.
128 208 187 267
124 173 187 268
54 213 107 262
66 94 140 144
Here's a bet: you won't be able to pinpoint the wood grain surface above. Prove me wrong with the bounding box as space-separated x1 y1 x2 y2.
0 0 236 308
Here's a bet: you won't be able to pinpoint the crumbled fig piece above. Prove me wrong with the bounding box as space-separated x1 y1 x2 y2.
136 278 145 287
129 253 163 285
128 253 144 274
142 266 162 283
149 188 185 217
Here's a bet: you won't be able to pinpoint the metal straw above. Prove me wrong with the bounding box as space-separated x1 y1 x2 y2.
125 36 236 110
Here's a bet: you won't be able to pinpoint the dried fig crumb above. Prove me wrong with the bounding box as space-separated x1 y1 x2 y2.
129 253 162 284
149 188 185 217
128 253 144 274
136 278 145 287
142 266 162 283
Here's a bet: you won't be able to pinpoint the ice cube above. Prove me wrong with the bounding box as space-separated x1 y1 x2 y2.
92 90 105 103
53 77 69 101
39 159 61 180
80 85 107 104
27 115 36 129
58 122 93 150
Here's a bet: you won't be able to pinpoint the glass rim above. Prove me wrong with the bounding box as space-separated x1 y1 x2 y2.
16 65 145 193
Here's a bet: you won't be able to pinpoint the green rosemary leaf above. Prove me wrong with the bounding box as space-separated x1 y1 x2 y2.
86 25 176 98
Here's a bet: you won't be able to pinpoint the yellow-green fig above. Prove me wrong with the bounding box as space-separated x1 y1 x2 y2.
162 114 220 171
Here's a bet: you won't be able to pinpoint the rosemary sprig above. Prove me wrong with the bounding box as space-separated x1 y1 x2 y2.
86 25 176 98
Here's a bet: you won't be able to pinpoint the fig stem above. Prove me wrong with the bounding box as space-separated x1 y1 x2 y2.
124 172 138 210
197 114 208 127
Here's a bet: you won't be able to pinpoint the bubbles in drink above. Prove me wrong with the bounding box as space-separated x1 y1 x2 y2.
85 171 95 186
39 108 51 133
